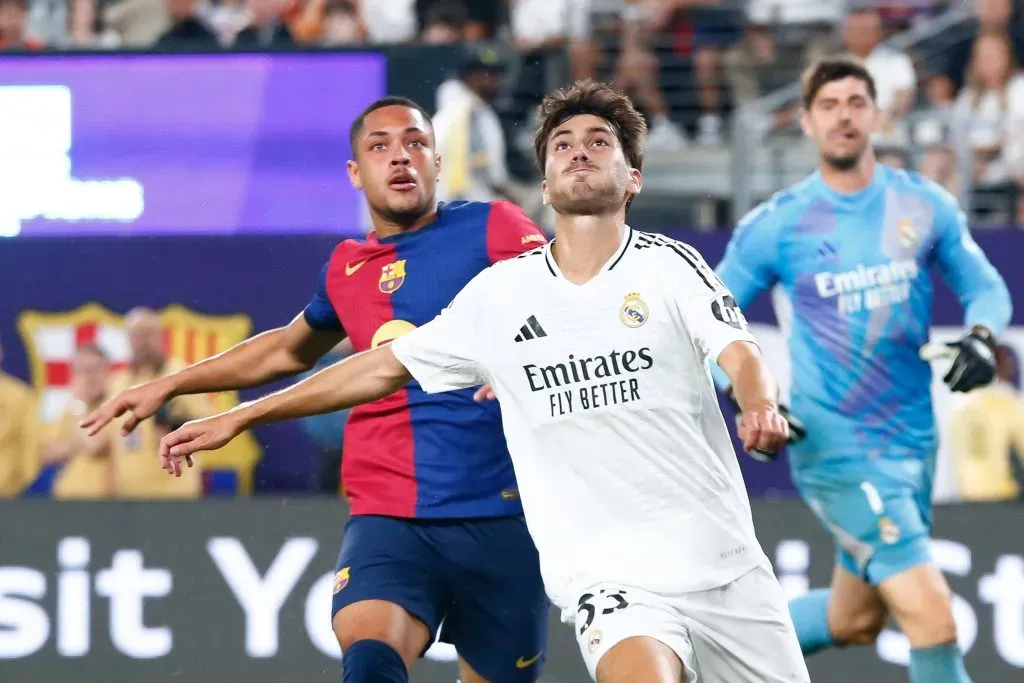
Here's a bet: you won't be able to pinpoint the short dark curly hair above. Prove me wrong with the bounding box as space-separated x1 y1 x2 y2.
533 79 647 173
801 58 877 109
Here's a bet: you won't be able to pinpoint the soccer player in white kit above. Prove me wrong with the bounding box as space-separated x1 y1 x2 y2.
156 80 810 683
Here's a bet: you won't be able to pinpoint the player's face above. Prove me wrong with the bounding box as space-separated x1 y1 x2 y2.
127 313 165 366
348 105 439 224
71 352 109 404
801 77 878 172
541 114 641 216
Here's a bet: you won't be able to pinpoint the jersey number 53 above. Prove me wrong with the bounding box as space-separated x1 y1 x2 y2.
577 589 630 635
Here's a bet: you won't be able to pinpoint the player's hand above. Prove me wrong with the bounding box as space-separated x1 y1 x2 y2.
80 378 175 437
737 404 792 462
926 330 997 393
158 412 244 476
473 384 496 402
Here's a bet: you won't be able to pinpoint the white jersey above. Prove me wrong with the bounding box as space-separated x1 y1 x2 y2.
391 226 772 613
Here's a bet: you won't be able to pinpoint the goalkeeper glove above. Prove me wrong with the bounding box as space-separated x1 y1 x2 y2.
939 329 997 393
725 389 807 462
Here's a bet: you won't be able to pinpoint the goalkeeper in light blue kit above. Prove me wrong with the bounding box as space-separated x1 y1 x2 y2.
714 58 1011 683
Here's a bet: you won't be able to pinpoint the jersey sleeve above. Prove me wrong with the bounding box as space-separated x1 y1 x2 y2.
931 190 1012 336
302 261 344 332
390 273 489 393
486 200 547 264
714 204 782 309
672 243 759 365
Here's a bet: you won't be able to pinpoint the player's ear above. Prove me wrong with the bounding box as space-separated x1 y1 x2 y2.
798 108 813 138
627 168 642 197
434 153 441 179
346 159 362 190
541 178 550 205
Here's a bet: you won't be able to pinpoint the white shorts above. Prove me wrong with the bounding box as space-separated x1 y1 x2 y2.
570 564 809 682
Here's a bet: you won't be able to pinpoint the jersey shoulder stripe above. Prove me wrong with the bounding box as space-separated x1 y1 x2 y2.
514 244 546 259
633 231 724 292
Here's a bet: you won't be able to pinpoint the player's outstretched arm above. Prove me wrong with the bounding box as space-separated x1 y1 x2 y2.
81 314 344 436
157 346 411 475
717 340 791 459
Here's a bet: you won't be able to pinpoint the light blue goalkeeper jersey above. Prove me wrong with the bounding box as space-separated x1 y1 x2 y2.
715 164 1011 473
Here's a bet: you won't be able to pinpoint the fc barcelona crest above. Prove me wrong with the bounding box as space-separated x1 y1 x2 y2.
379 260 407 294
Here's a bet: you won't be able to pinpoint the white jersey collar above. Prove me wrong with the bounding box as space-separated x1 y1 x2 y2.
543 224 634 280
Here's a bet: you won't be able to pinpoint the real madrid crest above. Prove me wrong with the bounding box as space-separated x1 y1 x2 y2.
587 629 602 653
619 292 649 328
898 218 918 249
878 517 901 545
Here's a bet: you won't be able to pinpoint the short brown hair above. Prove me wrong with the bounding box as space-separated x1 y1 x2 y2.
801 58 877 109
533 79 647 175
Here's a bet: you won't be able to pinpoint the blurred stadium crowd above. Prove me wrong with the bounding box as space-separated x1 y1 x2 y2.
1 0 1023 503
1 0 1023 224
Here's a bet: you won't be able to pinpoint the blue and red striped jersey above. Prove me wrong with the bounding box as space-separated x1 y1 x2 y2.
303 200 547 518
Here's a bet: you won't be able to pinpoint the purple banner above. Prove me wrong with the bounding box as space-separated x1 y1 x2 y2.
0 53 385 237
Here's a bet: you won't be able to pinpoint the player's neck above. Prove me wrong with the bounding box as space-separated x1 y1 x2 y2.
551 213 627 285
819 152 877 194
371 203 440 240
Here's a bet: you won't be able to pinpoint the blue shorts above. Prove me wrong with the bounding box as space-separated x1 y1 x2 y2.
793 461 934 585
332 515 549 682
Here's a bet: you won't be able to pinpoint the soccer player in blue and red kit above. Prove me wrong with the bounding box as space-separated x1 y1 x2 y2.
82 97 551 683
713 60 1012 683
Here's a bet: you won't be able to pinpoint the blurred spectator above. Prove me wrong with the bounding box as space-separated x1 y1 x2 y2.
321 0 366 45
952 29 1024 188
286 0 367 45
843 5 917 150
918 144 960 196
52 0 90 47
434 45 511 203
232 0 294 47
570 0 688 150
23 0 68 46
420 0 467 43
155 0 220 48
508 0 574 123
652 0 748 146
949 344 1024 501
0 0 44 49
0 337 41 497
744 0 845 27
723 17 827 131
43 344 116 500
511 0 572 53
360 0 416 43
110 307 214 499
933 0 1024 104
867 0 946 35
102 0 171 47
415 0 500 41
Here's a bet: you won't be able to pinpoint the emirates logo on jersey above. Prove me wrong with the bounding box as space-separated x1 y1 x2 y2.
522 347 654 418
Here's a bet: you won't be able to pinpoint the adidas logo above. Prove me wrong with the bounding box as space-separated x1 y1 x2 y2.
514 315 547 342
